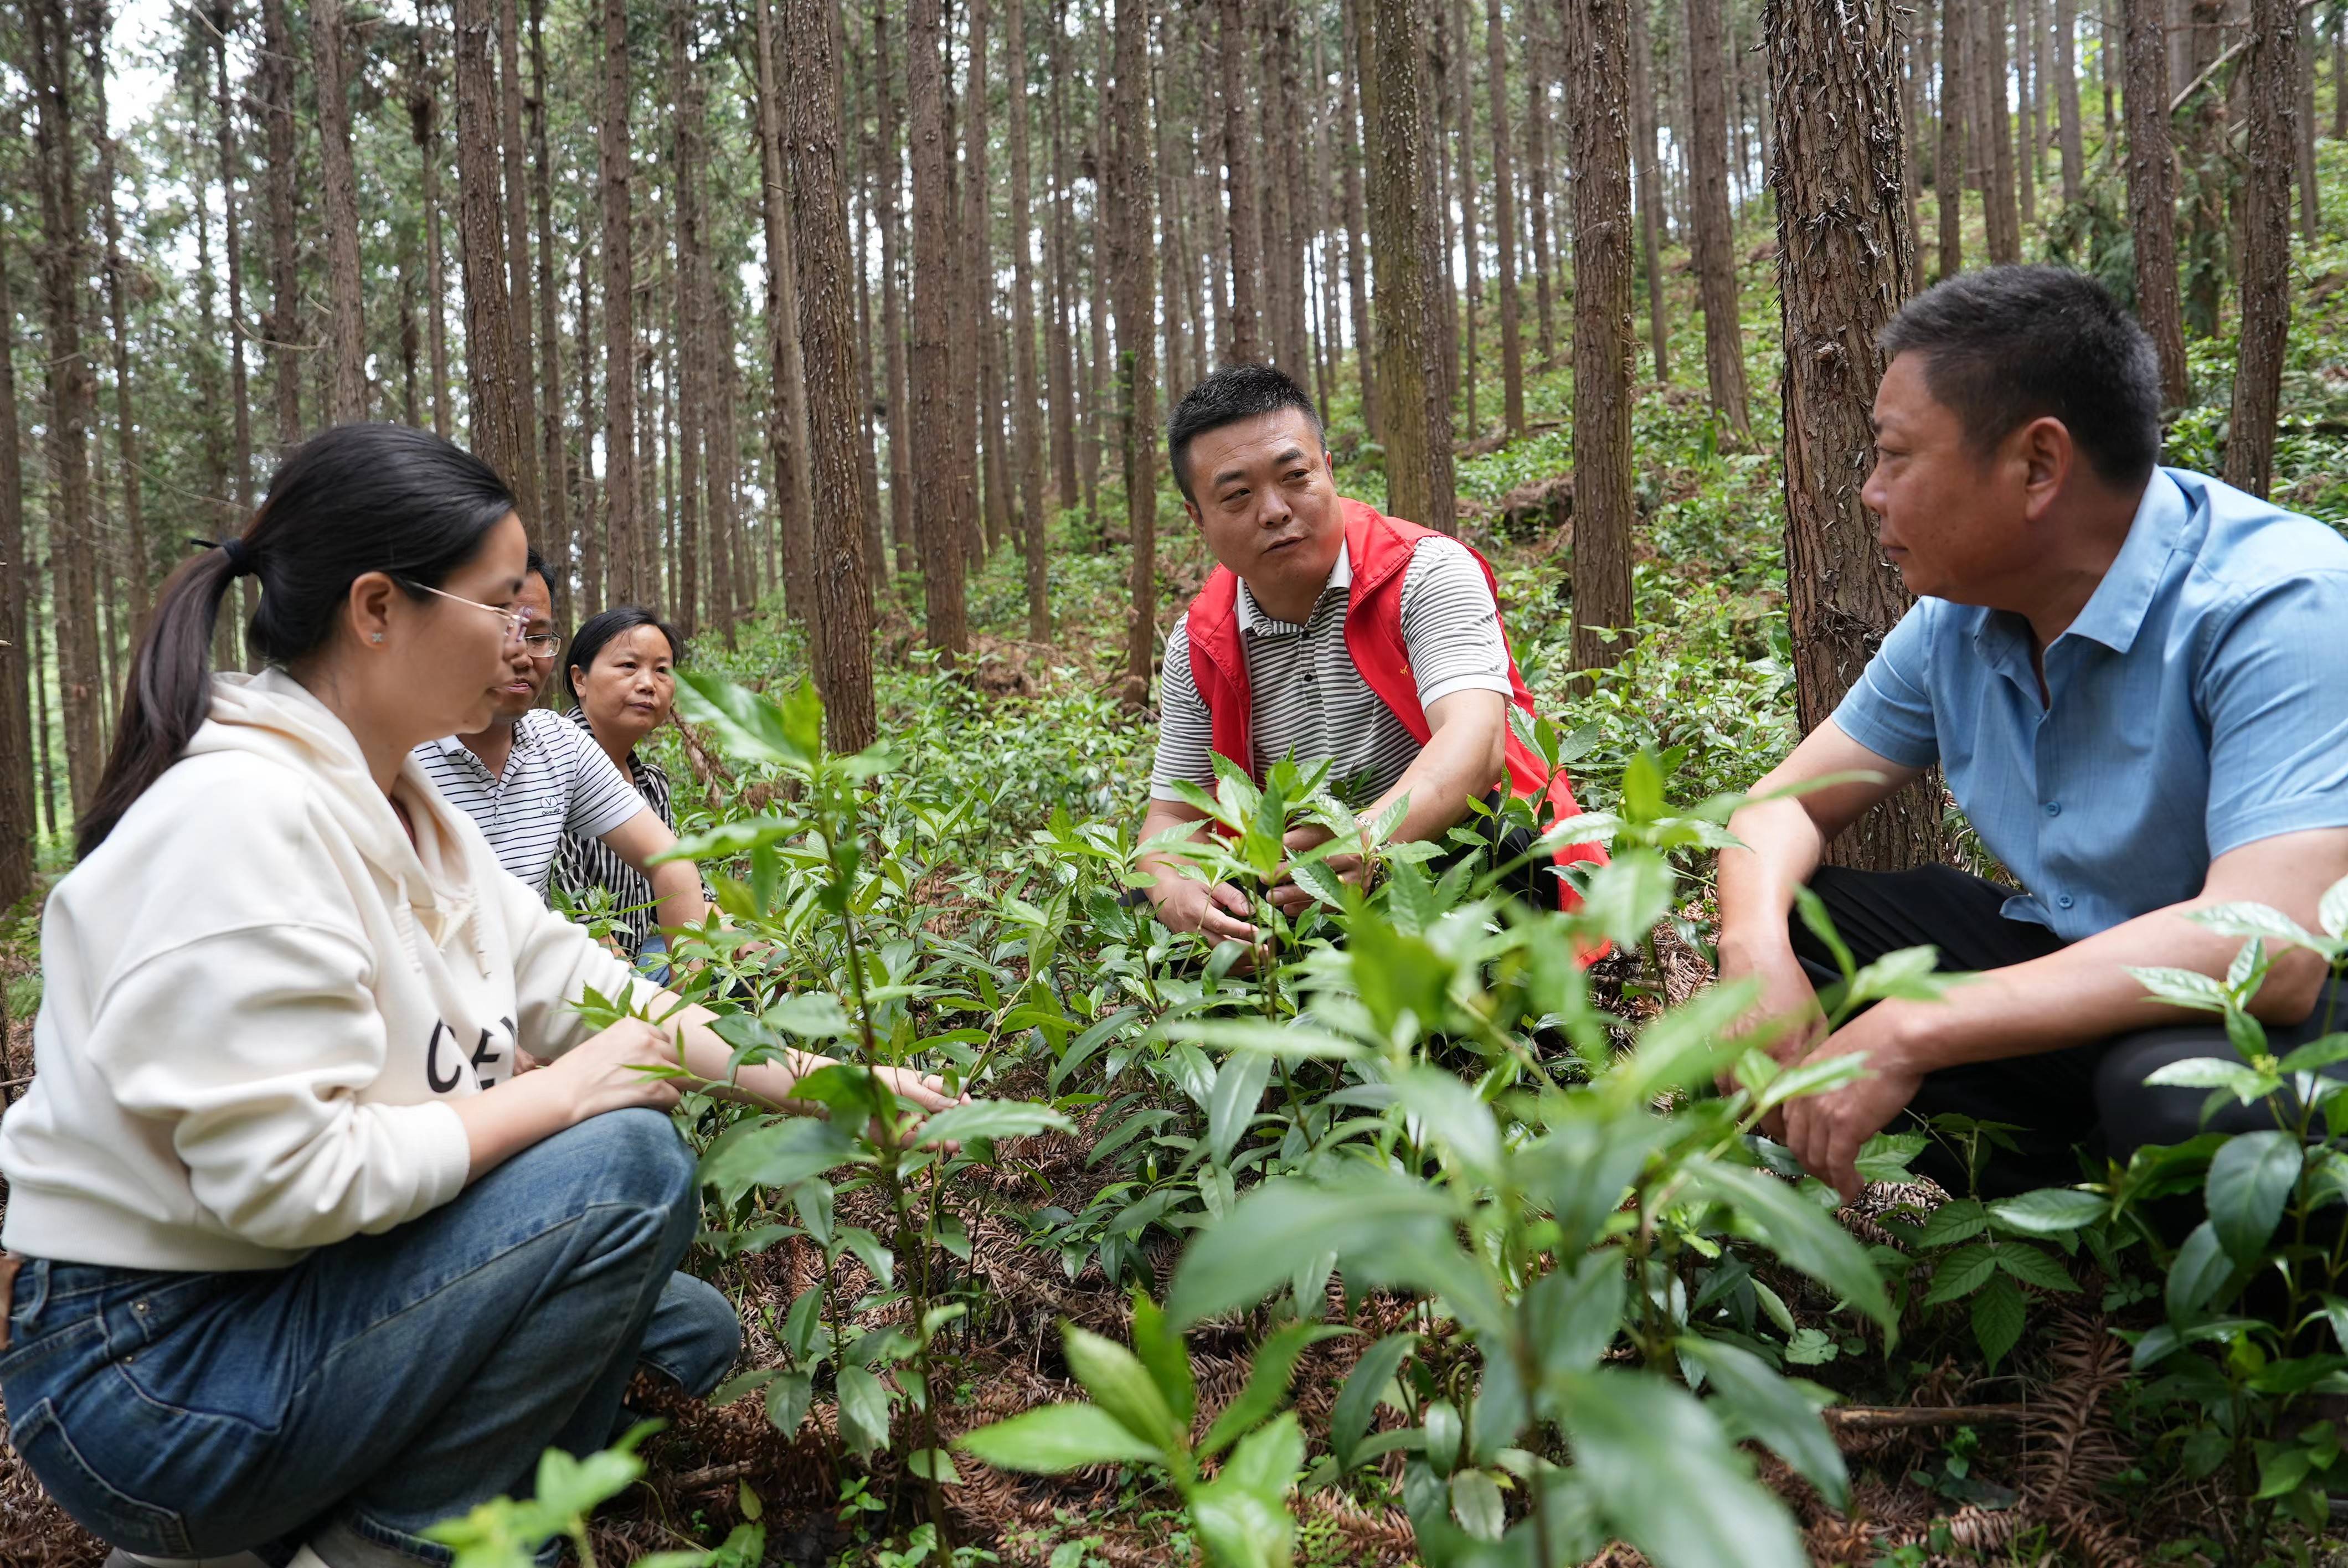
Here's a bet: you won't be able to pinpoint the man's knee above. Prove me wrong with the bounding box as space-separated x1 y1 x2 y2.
2095 1028 2234 1160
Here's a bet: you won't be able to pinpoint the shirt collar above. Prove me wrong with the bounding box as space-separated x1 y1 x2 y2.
436 713 540 773
2062 468 2188 655
1235 540 1351 635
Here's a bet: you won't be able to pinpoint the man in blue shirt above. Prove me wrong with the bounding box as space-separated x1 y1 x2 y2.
1718 266 2348 1200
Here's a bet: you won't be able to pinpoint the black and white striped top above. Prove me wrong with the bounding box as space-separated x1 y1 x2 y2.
413 708 647 895
1151 535 1515 809
552 710 687 956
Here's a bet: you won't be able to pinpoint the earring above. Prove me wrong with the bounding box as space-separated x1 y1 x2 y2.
370 632 384 643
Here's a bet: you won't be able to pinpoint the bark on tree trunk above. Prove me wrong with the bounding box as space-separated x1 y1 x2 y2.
1631 0 1670 386
2296 6 2320 234
256 0 299 455
316 0 369 423
1978 0 2021 260
1769 0 1947 873
497 0 539 515
599 0 642 600
1939 0 1968 276
751 0 816 628
0 230 34 908
1341 0 1379 427
2125 0 2191 404
1485 0 1524 430
576 244 603 611
1110 0 1159 703
527 0 568 622
1218 0 1263 362
1449 0 1479 435
910 0 969 658
1687 0 1752 440
670 0 706 640
782 0 878 748
28 0 103 816
2056 0 2085 200
2181 0 2225 336
2226 0 2297 498
455 0 541 517
1523 0 1557 372
81 4 150 631
875 0 917 573
2017 0 2038 226
411 18 454 439
1366 0 1456 533
1566 0 1636 673
1010 0 1051 642
1048 0 1079 510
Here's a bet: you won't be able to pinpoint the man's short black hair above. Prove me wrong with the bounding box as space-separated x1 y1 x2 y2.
1877 265 2162 487
1166 362 1325 504
524 545 552 591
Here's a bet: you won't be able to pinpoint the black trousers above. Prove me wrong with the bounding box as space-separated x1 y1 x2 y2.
1791 864 2348 1199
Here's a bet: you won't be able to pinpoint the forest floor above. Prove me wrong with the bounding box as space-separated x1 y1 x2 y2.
22 179 2348 1566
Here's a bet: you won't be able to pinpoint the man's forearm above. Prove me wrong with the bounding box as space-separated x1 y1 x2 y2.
1717 796 1829 957
1360 720 1500 849
1891 900 2330 1073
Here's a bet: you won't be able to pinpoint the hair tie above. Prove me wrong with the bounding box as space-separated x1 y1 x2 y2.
202 536 257 577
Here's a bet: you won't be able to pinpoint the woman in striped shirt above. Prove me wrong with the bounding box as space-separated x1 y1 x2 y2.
554 607 697 973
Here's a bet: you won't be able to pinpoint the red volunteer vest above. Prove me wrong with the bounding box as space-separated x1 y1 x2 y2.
1183 498 1609 910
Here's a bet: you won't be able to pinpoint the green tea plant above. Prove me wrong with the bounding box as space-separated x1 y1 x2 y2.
427 1422 763 1568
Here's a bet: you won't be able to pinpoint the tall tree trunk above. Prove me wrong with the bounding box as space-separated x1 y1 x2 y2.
670 0 706 639
497 0 540 509
1976 0 2022 259
316 0 369 422
2227 0 2297 498
28 0 102 816
1938 0 1968 275
2334 10 2345 142
1523 0 1557 372
599 0 642 600
577 243 604 609
1687 0 1753 440
2125 0 2190 403
1630 0 1670 385
780 0 878 747
257 0 299 454
851 39 888 587
411 18 454 439
0 230 33 907
1048 0 1080 509
1260 0 1304 374
81 2 149 630
968 0 1007 562
1448 0 1479 437
1484 0 1521 425
1218 0 1263 362
2180 0 2226 335
1567 0 1635 672
2056 0 2085 200
910 0 969 657
1340 0 1378 430
455 0 541 513
1366 0 1457 533
751 0 816 624
875 0 916 572
2016 0 2037 226
1110 0 1158 702
1010 0 1051 641
2297 5 2320 235
1769 0 1945 872
528 0 568 621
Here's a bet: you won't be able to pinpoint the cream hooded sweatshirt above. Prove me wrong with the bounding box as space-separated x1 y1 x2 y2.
0 668 655 1271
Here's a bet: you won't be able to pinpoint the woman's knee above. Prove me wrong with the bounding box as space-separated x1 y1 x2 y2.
639 1271 743 1397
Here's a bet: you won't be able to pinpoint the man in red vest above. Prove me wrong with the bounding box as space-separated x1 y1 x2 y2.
1137 363 1604 945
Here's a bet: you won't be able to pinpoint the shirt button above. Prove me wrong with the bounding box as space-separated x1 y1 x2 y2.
2057 895 2076 910
2044 802 2061 817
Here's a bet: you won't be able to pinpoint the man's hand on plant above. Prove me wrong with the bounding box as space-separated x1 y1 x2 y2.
1267 822 1366 915
1780 1003 1925 1205
1153 876 1261 947
1714 929 1830 1138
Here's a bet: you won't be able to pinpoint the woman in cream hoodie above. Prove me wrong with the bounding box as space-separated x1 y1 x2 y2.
0 425 957 1567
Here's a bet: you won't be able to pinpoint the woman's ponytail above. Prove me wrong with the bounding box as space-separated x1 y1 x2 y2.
74 541 249 859
71 424 516 860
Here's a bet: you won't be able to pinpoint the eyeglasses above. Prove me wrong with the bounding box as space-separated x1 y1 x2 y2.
521 632 564 658
401 580 528 646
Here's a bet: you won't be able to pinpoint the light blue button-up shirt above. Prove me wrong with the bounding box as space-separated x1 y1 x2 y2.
1832 466 2348 942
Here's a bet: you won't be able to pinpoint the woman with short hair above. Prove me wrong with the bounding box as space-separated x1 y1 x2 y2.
553 606 696 976
0 425 958 1568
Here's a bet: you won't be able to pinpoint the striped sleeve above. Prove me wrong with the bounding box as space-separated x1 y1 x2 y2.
1150 611 1221 802
1398 537 1513 708
547 716 651 840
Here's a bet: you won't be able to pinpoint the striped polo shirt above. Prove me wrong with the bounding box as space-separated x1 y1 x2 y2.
1151 535 1515 809
414 708 647 895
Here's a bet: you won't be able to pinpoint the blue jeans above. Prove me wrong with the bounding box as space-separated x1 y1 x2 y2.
635 932 672 988
0 1108 740 1564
